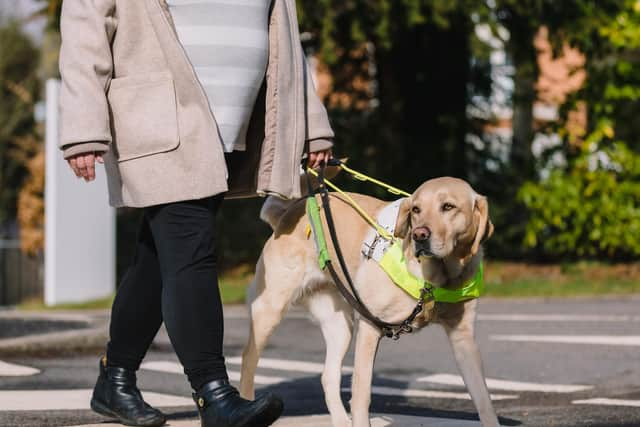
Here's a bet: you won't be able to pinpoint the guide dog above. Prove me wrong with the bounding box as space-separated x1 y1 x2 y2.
239 175 498 427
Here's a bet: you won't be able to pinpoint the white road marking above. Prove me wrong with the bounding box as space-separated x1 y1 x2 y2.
224 311 310 320
276 413 483 426
0 360 40 377
140 361 287 385
226 371 285 385
418 373 592 393
226 356 353 374
140 361 183 374
341 386 517 401
573 398 640 408
490 335 640 346
62 414 483 426
226 310 640 322
478 314 640 322
0 389 192 411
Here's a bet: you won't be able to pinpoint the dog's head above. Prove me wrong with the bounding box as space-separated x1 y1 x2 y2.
394 177 493 260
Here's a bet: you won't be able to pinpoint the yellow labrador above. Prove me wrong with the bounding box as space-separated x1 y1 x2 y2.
239 177 498 427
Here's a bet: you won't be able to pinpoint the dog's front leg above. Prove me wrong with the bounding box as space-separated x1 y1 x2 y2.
350 319 382 427
442 303 500 427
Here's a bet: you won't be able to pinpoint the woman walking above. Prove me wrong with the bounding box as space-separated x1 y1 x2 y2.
58 1 334 426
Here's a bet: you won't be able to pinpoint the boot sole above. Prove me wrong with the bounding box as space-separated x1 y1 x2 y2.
90 398 166 427
247 398 284 427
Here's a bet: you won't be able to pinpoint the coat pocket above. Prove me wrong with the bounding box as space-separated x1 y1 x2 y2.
107 71 180 162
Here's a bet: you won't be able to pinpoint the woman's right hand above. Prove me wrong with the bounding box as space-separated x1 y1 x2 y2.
67 152 104 182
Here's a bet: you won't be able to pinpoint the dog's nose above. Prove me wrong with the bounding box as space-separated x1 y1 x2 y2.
412 227 431 242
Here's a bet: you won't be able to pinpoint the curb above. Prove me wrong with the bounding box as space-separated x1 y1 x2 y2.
0 305 262 357
0 310 109 357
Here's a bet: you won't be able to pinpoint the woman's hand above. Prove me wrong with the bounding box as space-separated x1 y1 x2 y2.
67 152 104 182
308 149 333 169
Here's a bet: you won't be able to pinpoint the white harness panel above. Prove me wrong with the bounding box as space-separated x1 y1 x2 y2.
361 198 406 262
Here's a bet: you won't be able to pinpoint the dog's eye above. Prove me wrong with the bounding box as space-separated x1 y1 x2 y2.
411 206 421 214
442 203 455 212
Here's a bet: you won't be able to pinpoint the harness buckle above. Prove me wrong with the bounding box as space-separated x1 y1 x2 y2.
421 285 434 301
362 234 381 260
389 323 414 340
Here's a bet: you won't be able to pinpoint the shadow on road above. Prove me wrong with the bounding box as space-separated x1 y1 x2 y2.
165 374 523 426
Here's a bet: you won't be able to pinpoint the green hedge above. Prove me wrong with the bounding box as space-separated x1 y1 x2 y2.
519 143 640 259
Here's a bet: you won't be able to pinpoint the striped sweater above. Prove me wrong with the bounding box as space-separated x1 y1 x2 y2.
166 0 271 152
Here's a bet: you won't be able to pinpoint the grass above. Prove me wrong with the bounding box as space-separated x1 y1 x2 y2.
483 261 640 297
217 264 254 304
17 261 640 310
222 261 640 301
18 294 116 311
16 265 252 311
484 277 640 297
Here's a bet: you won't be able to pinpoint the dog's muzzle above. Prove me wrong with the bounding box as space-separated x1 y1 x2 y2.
414 243 434 258
412 226 434 258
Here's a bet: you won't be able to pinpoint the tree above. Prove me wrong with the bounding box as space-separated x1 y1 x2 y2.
298 1 477 194
0 19 41 233
519 0 640 260
18 139 45 255
297 0 634 261
34 0 62 31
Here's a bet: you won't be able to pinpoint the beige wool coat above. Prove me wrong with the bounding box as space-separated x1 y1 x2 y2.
58 0 334 208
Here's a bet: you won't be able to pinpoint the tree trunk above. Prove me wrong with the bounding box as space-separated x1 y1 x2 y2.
373 10 472 190
506 21 537 180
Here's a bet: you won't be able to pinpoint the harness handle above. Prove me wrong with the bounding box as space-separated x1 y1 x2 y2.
328 159 412 198
306 168 395 241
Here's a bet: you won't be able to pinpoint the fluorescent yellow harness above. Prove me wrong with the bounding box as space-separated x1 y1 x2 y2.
307 163 484 305
379 240 484 303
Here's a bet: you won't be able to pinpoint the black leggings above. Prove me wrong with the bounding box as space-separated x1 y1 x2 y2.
106 195 227 391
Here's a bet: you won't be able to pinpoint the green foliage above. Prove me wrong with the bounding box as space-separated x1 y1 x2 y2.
36 0 640 264
34 0 62 31
520 0 640 260
0 19 41 230
298 0 476 194
520 143 640 258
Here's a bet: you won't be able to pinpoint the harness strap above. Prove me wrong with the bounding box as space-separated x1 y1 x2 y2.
307 167 394 241
311 164 427 339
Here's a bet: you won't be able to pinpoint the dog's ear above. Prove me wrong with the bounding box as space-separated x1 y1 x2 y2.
470 195 493 256
394 197 412 239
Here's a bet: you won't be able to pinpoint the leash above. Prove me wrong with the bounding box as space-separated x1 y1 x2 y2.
305 160 429 340
335 161 411 198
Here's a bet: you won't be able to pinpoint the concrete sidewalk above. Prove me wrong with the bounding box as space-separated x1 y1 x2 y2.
0 309 110 356
0 306 263 356
74 414 481 426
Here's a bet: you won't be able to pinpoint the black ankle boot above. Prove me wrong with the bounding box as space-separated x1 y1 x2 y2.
91 356 167 427
193 379 283 427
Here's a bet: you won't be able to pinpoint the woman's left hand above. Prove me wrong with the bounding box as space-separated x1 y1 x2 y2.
308 149 333 169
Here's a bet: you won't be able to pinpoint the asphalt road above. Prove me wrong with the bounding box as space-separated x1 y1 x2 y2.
1 297 640 427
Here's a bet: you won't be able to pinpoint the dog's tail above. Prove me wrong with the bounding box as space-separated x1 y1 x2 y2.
260 161 344 230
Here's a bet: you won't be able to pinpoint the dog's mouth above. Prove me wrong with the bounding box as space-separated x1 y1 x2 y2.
414 242 436 259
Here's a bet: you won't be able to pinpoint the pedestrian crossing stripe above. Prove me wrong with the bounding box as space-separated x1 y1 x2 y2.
342 386 518 401
141 359 519 401
140 360 286 385
0 389 192 411
0 360 40 377
572 398 640 408
418 373 592 393
490 334 640 346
